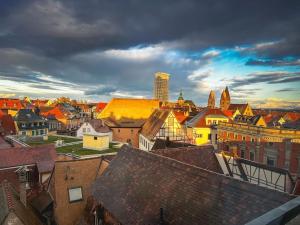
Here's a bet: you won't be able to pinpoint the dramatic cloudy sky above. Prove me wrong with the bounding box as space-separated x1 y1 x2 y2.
0 0 300 108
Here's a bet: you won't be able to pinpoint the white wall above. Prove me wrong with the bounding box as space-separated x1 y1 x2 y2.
139 134 154 151
77 122 112 141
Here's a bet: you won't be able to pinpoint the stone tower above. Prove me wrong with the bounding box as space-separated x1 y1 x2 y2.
220 86 230 111
207 90 216 109
154 72 170 102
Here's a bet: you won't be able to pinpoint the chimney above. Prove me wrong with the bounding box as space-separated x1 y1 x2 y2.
16 166 31 207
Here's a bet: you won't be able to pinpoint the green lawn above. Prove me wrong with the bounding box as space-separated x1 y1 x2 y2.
25 135 81 146
56 143 120 155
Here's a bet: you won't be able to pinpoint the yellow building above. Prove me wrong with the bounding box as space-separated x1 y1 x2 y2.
187 108 229 145
83 133 109 151
98 98 160 120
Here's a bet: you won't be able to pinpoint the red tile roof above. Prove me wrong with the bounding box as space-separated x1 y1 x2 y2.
95 102 107 112
41 106 66 120
0 144 57 170
0 98 23 110
284 112 300 121
188 108 228 128
222 109 234 117
0 113 16 135
173 111 188 124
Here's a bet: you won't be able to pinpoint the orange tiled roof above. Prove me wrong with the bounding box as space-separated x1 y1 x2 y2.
95 102 107 112
285 112 300 121
0 113 16 135
41 107 66 120
189 108 228 128
0 98 23 110
222 109 234 117
173 111 188 124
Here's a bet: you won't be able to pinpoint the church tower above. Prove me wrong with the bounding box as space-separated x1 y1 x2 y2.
177 90 184 106
207 90 216 109
220 86 230 111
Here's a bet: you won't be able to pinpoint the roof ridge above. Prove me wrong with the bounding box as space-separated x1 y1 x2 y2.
2 180 14 210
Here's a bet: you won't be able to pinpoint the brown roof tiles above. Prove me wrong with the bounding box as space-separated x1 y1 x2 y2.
140 109 170 140
0 144 57 170
92 145 295 225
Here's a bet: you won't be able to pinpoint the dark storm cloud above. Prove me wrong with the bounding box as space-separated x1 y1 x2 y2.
246 58 300 67
230 71 300 87
0 0 300 57
85 86 118 96
277 88 297 92
0 0 300 104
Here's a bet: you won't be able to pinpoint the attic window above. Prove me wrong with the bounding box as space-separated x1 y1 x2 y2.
68 187 83 203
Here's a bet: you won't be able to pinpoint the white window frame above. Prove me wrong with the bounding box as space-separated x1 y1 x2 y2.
68 187 83 203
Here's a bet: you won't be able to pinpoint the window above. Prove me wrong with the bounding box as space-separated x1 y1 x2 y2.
131 129 134 134
234 134 238 140
87 128 90 132
195 133 202 138
32 130 35 136
208 134 212 140
68 187 83 203
250 151 255 161
94 136 98 140
266 156 276 167
118 129 120 133
83 128 86 133
241 149 245 158
242 136 246 141
159 128 165 137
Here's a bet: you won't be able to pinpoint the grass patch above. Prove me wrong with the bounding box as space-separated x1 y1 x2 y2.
25 135 81 146
56 143 120 156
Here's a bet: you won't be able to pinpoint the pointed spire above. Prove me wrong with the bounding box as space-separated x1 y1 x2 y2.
220 86 230 111
207 90 216 109
178 89 184 100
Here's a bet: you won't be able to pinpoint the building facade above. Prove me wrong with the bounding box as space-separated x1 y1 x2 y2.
187 108 229 146
153 72 170 102
14 109 48 137
139 109 184 151
216 121 300 177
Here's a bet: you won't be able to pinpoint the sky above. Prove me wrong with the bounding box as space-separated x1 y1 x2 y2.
0 0 300 108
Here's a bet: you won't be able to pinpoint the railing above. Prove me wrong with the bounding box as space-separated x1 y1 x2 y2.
217 122 300 139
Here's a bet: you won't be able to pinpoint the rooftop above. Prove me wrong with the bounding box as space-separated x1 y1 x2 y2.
92 145 295 225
